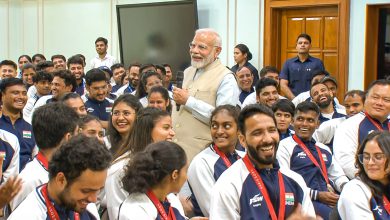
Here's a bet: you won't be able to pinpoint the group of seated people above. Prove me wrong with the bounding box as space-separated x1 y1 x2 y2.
0 44 389 220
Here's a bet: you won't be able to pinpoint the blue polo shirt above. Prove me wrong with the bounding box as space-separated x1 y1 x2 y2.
0 114 35 170
280 56 325 96
84 97 113 121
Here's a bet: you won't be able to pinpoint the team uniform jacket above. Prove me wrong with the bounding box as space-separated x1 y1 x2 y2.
277 136 348 195
209 159 315 219
187 145 245 216
10 154 49 210
115 83 136 97
118 193 186 220
334 112 390 179
338 178 390 220
8 184 99 220
313 117 346 151
318 107 346 124
0 129 20 182
0 114 35 170
83 95 113 121
105 152 130 220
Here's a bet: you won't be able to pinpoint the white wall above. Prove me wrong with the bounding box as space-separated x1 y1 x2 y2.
0 0 263 71
349 0 390 90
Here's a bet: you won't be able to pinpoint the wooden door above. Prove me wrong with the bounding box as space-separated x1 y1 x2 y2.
280 7 340 98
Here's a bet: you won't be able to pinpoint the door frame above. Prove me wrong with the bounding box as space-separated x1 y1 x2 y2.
264 0 350 99
365 4 390 89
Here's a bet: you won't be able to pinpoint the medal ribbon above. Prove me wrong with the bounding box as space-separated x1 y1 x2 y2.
37 152 49 170
146 190 176 220
41 184 80 220
383 195 390 215
292 135 330 185
364 111 390 131
242 155 285 220
213 144 239 168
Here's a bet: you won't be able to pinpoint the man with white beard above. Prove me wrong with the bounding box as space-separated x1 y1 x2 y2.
172 28 239 162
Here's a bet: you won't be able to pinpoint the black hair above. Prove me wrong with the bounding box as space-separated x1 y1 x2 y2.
0 78 25 94
356 131 390 199
36 61 54 72
33 71 53 83
122 141 186 194
32 102 79 149
255 77 278 96
79 114 101 129
74 54 86 67
67 55 84 69
272 99 295 117
120 72 128 85
85 68 108 86
136 70 162 99
140 64 156 73
162 63 172 69
51 55 66 62
32 54 46 62
310 81 329 96
366 79 390 97
295 101 320 118
210 104 240 127
0 60 17 70
21 63 35 73
235 44 252 61
60 92 82 103
113 107 170 161
128 62 141 71
148 86 172 113
95 37 108 45
155 65 166 76
18 55 32 63
259 66 279 78
48 135 111 185
238 104 277 134
108 94 143 154
53 70 77 92
344 90 366 103
111 63 125 72
98 66 113 79
296 33 312 43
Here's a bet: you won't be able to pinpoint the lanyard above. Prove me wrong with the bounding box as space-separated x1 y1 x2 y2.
41 184 80 220
383 195 390 215
292 135 329 185
213 145 240 168
146 190 176 220
364 111 390 131
36 152 49 170
242 155 285 220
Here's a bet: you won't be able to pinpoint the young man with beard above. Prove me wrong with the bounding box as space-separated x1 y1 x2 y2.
90 37 118 69
23 71 53 124
256 77 280 108
334 79 390 179
83 68 113 129
0 78 35 171
9 135 111 219
10 102 80 211
236 66 254 105
312 90 365 149
115 63 140 96
277 101 349 220
172 28 239 161
310 82 346 124
68 55 86 96
209 104 315 219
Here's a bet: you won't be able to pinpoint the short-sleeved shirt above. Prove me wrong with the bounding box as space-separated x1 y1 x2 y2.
280 56 325 96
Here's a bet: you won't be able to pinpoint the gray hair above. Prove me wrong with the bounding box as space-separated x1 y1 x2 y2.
195 28 222 47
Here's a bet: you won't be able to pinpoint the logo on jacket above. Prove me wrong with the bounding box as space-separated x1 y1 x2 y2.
297 152 306 158
285 193 295 205
0 151 6 159
87 108 94 113
373 205 383 215
321 153 328 162
249 193 263 207
106 107 112 113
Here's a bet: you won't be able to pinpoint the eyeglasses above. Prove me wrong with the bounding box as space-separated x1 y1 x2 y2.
189 42 219 51
112 110 136 117
358 153 386 164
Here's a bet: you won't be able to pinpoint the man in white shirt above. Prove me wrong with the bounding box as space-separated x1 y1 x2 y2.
90 37 118 69
172 28 239 161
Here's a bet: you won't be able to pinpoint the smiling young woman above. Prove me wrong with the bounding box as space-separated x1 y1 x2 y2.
338 131 390 219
